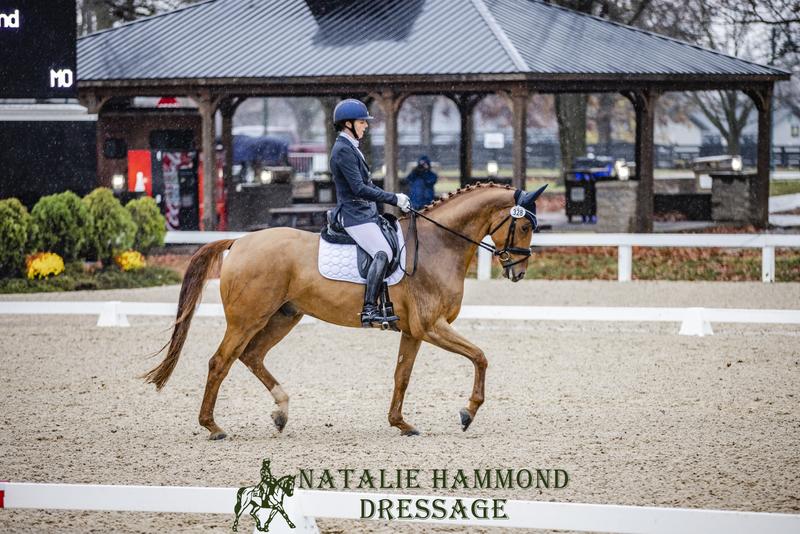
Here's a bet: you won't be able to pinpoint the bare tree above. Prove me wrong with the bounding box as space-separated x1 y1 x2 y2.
549 0 708 172
282 97 323 143
688 1 799 154
77 0 201 34
399 96 438 147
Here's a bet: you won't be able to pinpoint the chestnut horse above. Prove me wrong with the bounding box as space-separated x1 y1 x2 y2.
144 183 545 439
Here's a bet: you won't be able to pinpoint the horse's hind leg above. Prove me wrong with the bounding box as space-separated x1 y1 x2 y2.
388 332 422 436
239 307 303 433
200 325 262 440
423 318 488 432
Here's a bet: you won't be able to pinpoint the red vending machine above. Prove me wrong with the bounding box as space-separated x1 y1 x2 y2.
127 150 200 230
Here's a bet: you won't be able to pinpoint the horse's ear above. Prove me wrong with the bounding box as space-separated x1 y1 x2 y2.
519 184 547 210
530 184 547 202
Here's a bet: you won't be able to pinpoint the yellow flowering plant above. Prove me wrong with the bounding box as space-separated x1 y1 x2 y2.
26 252 65 280
115 250 146 271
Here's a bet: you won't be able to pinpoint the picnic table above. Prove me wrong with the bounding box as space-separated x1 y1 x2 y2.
268 203 335 230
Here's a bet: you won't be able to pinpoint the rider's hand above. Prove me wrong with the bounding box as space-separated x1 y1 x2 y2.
396 193 412 213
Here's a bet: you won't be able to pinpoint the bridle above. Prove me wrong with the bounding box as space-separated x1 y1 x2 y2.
486 206 538 268
400 192 538 276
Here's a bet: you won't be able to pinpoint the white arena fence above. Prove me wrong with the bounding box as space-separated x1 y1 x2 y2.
481 233 800 283
1 482 798 534
1 301 799 336
164 231 800 283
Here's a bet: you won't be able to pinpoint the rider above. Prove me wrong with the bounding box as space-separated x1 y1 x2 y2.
329 98 412 327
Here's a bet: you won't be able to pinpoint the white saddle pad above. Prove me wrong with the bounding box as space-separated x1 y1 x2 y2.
318 225 406 286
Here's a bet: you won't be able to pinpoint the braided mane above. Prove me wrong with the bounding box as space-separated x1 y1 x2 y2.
417 181 514 214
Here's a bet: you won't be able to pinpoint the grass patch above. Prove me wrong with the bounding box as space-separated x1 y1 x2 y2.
0 261 181 294
473 247 800 282
770 180 800 196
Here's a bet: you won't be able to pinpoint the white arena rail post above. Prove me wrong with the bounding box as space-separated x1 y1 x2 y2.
618 245 633 282
762 246 775 283
678 307 714 336
477 236 494 280
96 301 129 327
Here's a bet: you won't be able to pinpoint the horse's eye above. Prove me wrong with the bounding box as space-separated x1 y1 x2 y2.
522 224 531 232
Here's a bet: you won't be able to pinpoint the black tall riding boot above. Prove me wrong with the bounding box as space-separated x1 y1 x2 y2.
361 251 398 328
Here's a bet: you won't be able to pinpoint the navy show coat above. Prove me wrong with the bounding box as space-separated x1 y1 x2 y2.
330 135 398 227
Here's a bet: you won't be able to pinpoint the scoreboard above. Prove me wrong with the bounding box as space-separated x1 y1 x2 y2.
0 1 77 98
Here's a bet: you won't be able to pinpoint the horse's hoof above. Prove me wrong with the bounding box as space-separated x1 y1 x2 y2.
208 430 227 440
459 408 473 432
271 410 287 433
401 428 420 436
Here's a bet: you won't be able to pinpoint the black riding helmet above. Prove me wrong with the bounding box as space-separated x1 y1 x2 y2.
333 99 374 140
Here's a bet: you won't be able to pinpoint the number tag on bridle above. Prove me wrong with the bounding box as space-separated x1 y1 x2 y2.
510 205 526 219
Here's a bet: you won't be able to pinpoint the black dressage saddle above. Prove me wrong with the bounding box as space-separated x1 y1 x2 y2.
320 210 402 279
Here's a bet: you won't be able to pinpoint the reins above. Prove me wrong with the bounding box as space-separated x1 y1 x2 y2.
399 203 538 276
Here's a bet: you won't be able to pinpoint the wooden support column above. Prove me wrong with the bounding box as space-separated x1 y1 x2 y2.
78 93 111 187
375 90 406 195
624 89 659 233
745 85 773 228
511 87 529 190
453 94 482 186
190 93 222 231
361 95 375 169
320 96 338 157
79 93 110 115
219 97 243 192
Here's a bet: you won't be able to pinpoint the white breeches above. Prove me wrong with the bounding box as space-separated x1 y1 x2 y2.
344 222 393 262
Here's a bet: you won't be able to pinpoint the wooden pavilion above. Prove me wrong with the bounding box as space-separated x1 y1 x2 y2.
77 0 790 230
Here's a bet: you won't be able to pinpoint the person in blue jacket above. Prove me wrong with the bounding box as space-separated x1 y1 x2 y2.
405 155 438 209
329 98 412 327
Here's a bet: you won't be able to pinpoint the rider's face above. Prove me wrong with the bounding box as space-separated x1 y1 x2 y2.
352 119 368 138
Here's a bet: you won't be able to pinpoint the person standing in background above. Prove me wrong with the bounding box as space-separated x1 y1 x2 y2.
405 155 438 210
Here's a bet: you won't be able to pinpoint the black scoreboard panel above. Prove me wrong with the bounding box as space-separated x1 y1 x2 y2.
0 120 96 207
0 1 77 98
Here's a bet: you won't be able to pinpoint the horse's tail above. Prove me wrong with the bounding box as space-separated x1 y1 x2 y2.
143 239 236 390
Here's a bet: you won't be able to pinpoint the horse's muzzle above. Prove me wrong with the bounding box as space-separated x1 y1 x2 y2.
503 267 526 282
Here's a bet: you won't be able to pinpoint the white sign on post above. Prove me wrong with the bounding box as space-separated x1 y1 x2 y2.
484 133 505 149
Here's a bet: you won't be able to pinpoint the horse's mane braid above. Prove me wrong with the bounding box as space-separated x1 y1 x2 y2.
419 181 513 213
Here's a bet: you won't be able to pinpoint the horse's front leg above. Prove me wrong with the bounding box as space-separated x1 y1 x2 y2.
250 505 264 531
231 488 247 532
424 318 487 431
388 332 422 436
276 505 295 528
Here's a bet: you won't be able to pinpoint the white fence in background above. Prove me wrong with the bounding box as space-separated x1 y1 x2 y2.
164 231 800 283
1 301 799 336
479 233 800 283
2 482 798 534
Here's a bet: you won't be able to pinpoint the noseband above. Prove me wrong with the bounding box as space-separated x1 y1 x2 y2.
487 206 538 268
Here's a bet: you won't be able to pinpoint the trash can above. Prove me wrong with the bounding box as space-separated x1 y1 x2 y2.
564 156 630 223
565 174 596 223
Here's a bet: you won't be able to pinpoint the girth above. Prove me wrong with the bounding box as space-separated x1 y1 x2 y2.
320 211 401 279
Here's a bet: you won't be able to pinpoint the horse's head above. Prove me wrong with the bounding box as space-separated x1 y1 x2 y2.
488 184 547 282
279 475 296 497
